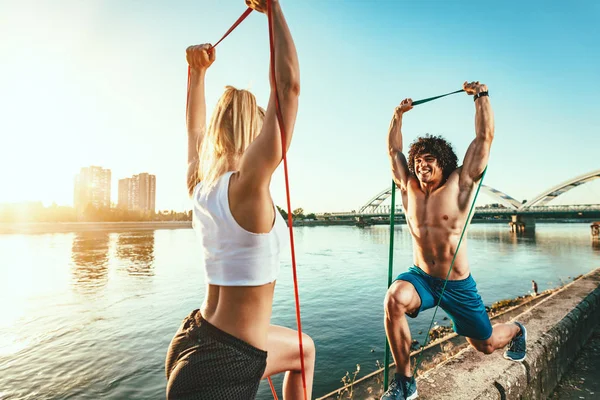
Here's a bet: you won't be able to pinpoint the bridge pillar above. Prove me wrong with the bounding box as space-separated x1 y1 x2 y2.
592 222 600 239
509 214 536 233
355 216 373 228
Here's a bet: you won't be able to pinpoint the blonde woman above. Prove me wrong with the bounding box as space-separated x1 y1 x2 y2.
165 1 315 399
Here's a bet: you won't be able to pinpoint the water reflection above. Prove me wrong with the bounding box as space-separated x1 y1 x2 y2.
358 225 406 246
593 239 600 253
467 224 536 245
508 229 538 245
70 231 110 292
116 232 155 277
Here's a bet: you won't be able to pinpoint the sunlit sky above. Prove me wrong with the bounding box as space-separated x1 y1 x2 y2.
1 0 599 212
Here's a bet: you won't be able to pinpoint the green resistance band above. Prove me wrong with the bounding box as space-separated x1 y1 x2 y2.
383 179 397 390
412 89 464 106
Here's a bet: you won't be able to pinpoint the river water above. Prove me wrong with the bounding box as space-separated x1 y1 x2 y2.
0 223 598 399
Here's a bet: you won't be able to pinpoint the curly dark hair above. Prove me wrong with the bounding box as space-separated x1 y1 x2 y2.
408 134 458 182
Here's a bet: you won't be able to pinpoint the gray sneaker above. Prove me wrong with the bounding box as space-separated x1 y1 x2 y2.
381 378 405 400
504 321 527 362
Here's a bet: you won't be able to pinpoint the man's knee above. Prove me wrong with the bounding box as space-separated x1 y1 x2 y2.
384 283 417 317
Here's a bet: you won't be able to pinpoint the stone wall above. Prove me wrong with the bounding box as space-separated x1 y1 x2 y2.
416 268 600 399
318 268 600 399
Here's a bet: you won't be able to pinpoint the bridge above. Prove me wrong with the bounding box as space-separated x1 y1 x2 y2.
326 204 600 218
320 169 600 232
357 168 600 214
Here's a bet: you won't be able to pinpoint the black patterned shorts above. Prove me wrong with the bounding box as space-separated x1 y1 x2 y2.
165 309 268 399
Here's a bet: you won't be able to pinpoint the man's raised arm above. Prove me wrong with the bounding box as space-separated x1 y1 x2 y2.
388 98 413 191
460 81 494 188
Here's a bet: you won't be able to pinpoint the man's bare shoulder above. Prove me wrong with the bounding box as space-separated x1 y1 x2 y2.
454 165 483 191
406 175 421 191
446 168 462 186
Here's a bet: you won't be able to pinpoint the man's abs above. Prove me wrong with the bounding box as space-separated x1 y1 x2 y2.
403 173 475 279
405 200 471 279
410 227 471 280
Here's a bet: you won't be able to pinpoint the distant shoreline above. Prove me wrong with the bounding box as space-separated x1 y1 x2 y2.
0 221 193 234
0 218 594 235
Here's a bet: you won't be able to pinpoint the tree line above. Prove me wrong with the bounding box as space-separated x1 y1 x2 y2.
0 203 191 223
0 203 316 223
276 206 316 220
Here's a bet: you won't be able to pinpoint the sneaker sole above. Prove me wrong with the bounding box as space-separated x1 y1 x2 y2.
503 353 526 362
504 323 527 362
407 390 418 400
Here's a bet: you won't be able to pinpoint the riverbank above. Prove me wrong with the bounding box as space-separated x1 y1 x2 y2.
0 221 192 234
319 268 600 400
318 288 559 399
1 218 595 234
416 267 600 400
320 268 600 399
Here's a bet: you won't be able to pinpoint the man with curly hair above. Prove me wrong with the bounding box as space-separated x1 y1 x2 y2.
381 81 527 400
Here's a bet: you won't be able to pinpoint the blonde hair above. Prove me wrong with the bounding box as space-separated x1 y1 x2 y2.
197 86 264 193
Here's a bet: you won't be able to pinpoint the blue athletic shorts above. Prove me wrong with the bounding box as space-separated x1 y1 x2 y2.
395 265 493 341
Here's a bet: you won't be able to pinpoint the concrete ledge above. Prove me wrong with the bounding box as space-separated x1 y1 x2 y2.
318 288 556 399
416 268 600 399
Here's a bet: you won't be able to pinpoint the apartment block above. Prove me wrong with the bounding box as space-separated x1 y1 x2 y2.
74 166 111 210
118 178 132 209
118 173 156 212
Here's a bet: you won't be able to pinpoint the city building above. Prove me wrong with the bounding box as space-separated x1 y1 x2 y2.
118 173 156 213
74 166 111 210
118 178 132 209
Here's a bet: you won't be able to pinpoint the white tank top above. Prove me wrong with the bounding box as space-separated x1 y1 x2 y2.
191 171 289 286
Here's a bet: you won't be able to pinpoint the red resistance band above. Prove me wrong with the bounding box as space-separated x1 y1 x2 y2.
266 0 308 398
185 4 307 400
186 8 253 118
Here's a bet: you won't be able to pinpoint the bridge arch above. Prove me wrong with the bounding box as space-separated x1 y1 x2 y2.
479 185 521 209
359 169 600 213
359 187 395 214
520 169 600 209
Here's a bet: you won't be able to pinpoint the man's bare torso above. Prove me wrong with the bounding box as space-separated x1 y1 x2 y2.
401 168 476 280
